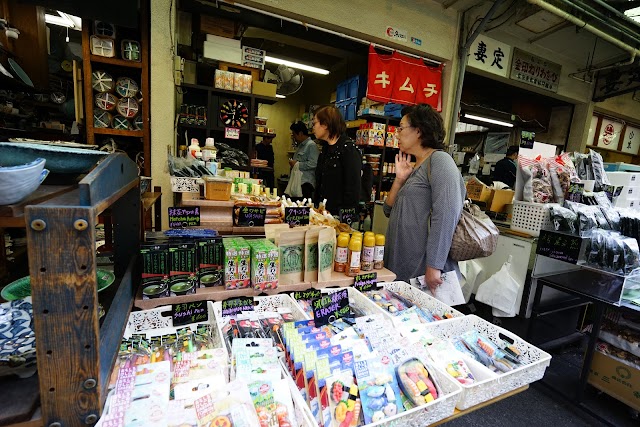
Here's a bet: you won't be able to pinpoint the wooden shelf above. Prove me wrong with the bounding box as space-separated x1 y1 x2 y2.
177 123 208 130
358 114 400 123
89 55 143 69
0 185 76 228
134 267 397 310
346 119 367 129
141 192 162 212
93 128 144 137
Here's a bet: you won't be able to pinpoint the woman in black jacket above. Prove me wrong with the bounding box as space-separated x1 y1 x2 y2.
313 106 362 215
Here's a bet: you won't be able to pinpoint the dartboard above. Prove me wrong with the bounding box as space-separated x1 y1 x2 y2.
115 77 139 98
92 70 114 92
95 92 117 111
116 97 139 118
219 99 248 128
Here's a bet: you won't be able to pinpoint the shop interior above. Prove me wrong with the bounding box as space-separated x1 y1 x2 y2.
1 0 640 426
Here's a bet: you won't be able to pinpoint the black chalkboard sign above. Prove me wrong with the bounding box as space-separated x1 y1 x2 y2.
353 272 377 293
536 229 583 264
172 300 208 326
339 207 357 225
168 206 201 228
520 131 535 149
312 289 349 326
235 206 266 227
221 296 255 317
292 288 321 301
285 207 310 226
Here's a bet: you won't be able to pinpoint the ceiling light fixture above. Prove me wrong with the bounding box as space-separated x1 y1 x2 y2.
275 94 286 98
45 11 81 30
463 113 514 128
265 56 330 75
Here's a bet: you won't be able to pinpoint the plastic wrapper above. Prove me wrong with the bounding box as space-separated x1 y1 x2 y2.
519 156 553 203
459 330 521 373
599 205 621 231
547 157 573 204
549 205 578 234
619 208 640 243
564 201 609 235
570 153 593 181
589 149 610 191
585 229 640 275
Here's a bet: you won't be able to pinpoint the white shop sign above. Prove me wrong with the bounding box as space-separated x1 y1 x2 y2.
467 34 511 78
597 118 623 149
621 125 640 155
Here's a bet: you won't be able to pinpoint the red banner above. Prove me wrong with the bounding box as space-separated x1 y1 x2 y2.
366 45 442 111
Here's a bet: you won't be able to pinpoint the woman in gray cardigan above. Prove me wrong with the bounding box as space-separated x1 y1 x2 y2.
383 104 465 292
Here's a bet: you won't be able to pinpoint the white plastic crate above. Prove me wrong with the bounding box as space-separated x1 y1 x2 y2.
124 301 223 351
510 201 558 237
423 315 551 410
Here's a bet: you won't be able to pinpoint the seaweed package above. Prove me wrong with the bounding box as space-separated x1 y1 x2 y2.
593 191 613 209
599 206 621 231
548 205 578 234
621 235 640 275
589 149 611 191
572 153 593 181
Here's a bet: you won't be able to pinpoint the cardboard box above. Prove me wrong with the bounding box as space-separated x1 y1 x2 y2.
205 34 241 48
203 41 241 64
200 15 237 38
466 179 492 203
252 81 277 98
488 189 515 213
588 350 640 411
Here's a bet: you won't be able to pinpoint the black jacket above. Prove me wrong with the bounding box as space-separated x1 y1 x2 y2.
315 134 362 215
493 157 516 188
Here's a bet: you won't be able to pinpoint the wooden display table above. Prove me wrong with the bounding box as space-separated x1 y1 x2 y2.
134 267 397 310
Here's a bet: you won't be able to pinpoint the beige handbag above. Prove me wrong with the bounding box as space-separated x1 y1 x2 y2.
427 154 499 262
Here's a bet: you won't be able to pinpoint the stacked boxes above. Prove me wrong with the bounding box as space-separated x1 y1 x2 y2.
247 239 280 291
168 242 198 296
356 122 386 146
608 172 640 210
214 70 252 93
223 237 251 290
386 125 398 148
197 238 224 287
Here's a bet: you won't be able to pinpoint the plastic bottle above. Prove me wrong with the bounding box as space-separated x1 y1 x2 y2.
202 138 218 175
178 144 187 158
188 138 201 158
374 234 385 270
361 234 375 271
347 236 362 277
334 233 349 273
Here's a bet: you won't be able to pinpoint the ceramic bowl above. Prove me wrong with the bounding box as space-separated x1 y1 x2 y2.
170 281 194 296
199 271 222 287
0 158 48 205
0 142 107 174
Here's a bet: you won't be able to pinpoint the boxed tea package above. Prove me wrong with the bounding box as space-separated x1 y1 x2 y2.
197 237 224 288
168 241 198 297
248 238 279 291
140 243 169 299
235 237 251 289
223 238 239 289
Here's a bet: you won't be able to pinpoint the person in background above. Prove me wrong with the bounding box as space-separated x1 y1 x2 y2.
383 104 465 292
290 121 319 199
314 106 362 215
255 133 275 188
493 145 518 188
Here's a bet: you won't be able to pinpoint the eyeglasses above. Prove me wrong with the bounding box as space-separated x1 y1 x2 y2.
397 125 414 132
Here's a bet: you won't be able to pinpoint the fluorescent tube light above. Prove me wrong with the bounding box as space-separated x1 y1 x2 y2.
45 11 81 30
463 114 514 128
275 94 286 99
265 56 330 75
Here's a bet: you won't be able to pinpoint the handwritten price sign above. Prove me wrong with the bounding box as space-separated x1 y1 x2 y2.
172 300 208 326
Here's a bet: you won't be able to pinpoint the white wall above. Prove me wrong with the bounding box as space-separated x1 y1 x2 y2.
150 0 176 230
595 92 640 125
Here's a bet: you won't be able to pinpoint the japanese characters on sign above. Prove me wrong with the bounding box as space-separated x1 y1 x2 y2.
510 48 561 93
235 206 266 227
621 126 640 155
367 45 443 110
168 206 201 228
536 229 583 264
312 289 349 327
593 66 640 102
467 35 511 78
284 206 310 226
353 272 378 293
225 127 240 139
172 301 209 326
242 46 265 70
221 296 255 317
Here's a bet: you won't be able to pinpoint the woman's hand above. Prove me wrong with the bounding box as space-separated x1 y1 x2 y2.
425 266 443 294
395 151 413 183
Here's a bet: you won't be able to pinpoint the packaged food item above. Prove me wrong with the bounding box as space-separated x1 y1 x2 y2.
346 236 362 277
197 237 224 287
590 149 610 191
168 242 198 296
361 234 375 271
519 156 553 203
305 227 321 283
279 228 307 286
223 238 239 289
318 227 336 282
140 243 169 299
548 205 578 234
334 233 349 273
373 234 385 270
193 380 260 427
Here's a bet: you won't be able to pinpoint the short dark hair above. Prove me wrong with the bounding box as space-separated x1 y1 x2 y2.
289 121 308 136
315 106 346 140
506 145 519 156
401 104 445 149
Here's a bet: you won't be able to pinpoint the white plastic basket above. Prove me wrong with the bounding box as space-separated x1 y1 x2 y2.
124 302 224 355
510 200 559 237
423 315 552 410
377 281 464 327
170 176 200 193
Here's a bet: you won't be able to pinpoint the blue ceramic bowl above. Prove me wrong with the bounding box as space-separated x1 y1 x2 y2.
0 158 48 205
0 142 108 174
